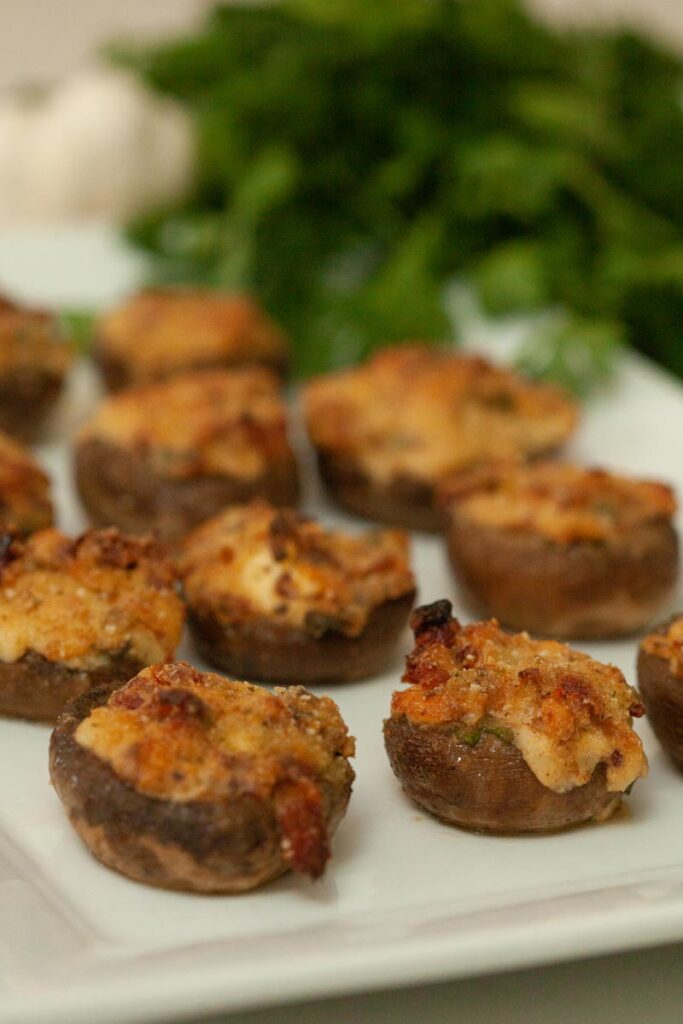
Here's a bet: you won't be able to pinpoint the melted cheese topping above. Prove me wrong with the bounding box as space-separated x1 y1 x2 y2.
304 345 578 485
98 289 287 382
75 662 355 802
443 461 676 543
641 616 683 678
392 614 647 793
0 529 184 669
79 368 295 480
0 296 70 376
179 502 415 637
0 431 52 534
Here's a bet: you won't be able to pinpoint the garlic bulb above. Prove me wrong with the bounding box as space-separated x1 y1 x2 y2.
0 68 194 224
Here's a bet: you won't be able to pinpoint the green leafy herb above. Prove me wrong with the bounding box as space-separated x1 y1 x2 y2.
113 0 683 386
59 308 96 355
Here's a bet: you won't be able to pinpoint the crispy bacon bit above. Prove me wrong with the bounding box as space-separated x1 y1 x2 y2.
275 572 297 598
410 599 453 634
269 510 299 561
110 688 145 711
557 674 595 712
155 687 212 724
275 775 329 879
410 600 458 648
629 701 646 718
0 532 21 572
518 667 542 685
456 645 478 668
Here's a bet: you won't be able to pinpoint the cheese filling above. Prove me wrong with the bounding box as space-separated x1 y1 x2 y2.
179 502 415 637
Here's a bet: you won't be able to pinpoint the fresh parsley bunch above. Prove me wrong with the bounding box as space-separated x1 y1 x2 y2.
114 0 683 389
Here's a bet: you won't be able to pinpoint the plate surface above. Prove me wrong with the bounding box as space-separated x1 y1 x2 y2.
1 228 683 1024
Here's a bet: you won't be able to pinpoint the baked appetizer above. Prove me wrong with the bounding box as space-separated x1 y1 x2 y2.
384 600 647 833
0 528 184 722
0 431 53 535
442 461 678 639
94 288 288 390
0 294 71 440
49 662 356 892
303 344 577 531
638 616 683 769
179 501 416 684
74 368 299 543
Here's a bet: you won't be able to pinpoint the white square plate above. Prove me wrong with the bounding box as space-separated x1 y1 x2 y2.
0 232 682 1024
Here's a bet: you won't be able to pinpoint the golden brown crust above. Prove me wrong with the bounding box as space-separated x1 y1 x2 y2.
441 461 677 543
0 431 53 535
0 528 184 671
179 502 415 637
638 616 683 769
49 666 355 891
179 503 415 683
75 369 299 541
95 289 288 390
443 462 679 638
390 601 647 795
78 368 295 480
304 345 578 527
0 296 71 440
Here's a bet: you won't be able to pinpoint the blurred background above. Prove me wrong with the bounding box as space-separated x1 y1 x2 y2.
1 0 682 386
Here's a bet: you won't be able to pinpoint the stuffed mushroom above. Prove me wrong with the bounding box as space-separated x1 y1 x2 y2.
0 527 184 722
442 461 678 639
0 430 53 535
178 501 416 684
94 288 289 390
74 367 299 542
303 344 577 531
49 662 356 892
0 294 71 440
638 615 683 769
384 600 648 833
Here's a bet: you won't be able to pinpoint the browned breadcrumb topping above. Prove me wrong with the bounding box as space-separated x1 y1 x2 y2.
78 368 295 480
442 461 676 543
304 345 578 485
391 601 647 794
0 431 52 534
641 616 683 678
0 528 184 669
97 289 288 383
179 501 415 637
76 662 355 801
0 295 71 377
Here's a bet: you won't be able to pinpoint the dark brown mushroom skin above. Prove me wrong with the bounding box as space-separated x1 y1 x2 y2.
638 630 683 770
0 370 65 442
383 719 620 834
187 590 416 685
49 685 354 893
316 451 445 532
0 647 152 724
447 512 679 639
74 437 300 543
